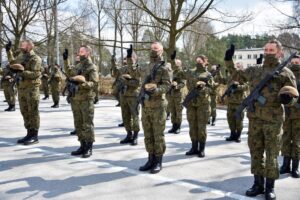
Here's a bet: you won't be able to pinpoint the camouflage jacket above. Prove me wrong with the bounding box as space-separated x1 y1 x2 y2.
7 50 42 89
0 67 14 87
225 59 297 122
167 61 185 98
49 67 62 88
117 64 142 97
286 64 300 119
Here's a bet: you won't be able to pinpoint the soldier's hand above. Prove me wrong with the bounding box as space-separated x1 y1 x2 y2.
196 81 206 89
127 44 133 58
172 81 178 87
122 74 132 79
224 44 235 61
171 50 176 61
144 83 157 92
5 40 12 52
232 81 239 86
63 49 68 60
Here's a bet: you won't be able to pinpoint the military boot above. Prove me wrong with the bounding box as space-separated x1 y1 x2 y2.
280 156 291 174
131 131 139 146
198 142 206 158
150 155 162 174
168 124 176 133
174 124 181 134
42 95 49 100
235 131 242 143
82 141 93 158
211 117 216 126
71 142 84 156
5 104 15 112
291 159 299 178
265 178 276 200
245 175 265 197
118 122 124 127
17 129 31 144
166 112 170 120
51 102 59 108
139 154 154 171
120 131 133 144
207 117 211 125
186 141 199 156
24 129 39 145
4 105 11 112
226 130 236 141
70 130 76 135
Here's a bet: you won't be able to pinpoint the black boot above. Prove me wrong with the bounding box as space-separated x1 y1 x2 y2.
120 131 133 144
186 141 199 156
116 102 120 107
151 155 162 174
166 112 170 120
291 159 299 178
280 156 291 174
82 142 93 158
226 131 236 141
118 122 124 127
71 142 84 156
139 154 154 171
211 117 216 126
207 118 211 125
168 124 176 133
131 131 138 146
94 98 99 104
198 142 205 158
4 105 11 111
245 175 265 197
42 95 49 100
70 130 76 135
174 124 181 134
51 102 59 108
235 131 241 143
5 104 15 112
17 129 31 144
24 129 39 145
265 178 276 200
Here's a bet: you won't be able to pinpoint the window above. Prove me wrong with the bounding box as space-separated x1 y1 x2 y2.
238 55 242 59
247 54 252 59
253 54 258 59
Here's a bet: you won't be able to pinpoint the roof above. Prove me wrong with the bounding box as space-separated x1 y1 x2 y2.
235 48 264 52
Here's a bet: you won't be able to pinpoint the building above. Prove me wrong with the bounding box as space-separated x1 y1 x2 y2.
233 48 264 68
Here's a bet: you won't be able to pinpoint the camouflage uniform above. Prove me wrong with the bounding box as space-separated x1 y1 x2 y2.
207 67 219 125
111 61 123 106
7 49 42 144
94 66 100 104
0 66 17 110
184 64 213 157
41 66 50 99
65 58 99 143
49 66 62 106
225 59 296 180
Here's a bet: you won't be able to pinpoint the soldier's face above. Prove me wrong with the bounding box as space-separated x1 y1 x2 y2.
78 47 89 58
151 43 163 57
264 43 283 58
196 57 204 65
20 42 31 53
291 58 300 65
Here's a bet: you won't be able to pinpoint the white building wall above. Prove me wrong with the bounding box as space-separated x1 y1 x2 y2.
233 48 264 68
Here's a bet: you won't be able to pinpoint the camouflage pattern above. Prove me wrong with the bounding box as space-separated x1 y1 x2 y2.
281 64 300 159
65 58 99 142
111 60 123 104
49 66 62 104
7 50 42 130
141 59 171 156
184 65 213 143
41 66 50 97
0 66 16 105
225 59 297 179
118 64 141 132
94 66 100 102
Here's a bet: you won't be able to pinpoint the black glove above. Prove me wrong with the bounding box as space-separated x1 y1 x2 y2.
279 94 293 105
127 44 133 58
256 54 263 65
5 41 12 52
224 44 235 61
63 49 68 60
171 50 176 60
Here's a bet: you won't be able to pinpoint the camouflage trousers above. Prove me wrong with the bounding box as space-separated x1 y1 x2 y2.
168 97 183 125
72 99 95 143
248 118 282 179
120 95 140 132
3 85 16 105
94 83 99 102
187 104 210 143
281 118 300 159
42 79 49 96
142 103 167 156
50 85 60 104
210 94 217 118
227 103 244 132
18 86 40 130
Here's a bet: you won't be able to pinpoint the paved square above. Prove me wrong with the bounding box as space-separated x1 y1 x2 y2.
0 93 298 200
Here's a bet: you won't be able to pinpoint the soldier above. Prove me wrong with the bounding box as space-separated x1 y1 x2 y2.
280 54 300 178
184 55 213 158
167 53 185 134
0 64 17 111
64 46 99 158
139 42 171 174
222 62 248 143
49 64 62 108
224 40 297 200
116 45 142 145
6 40 42 145
41 65 50 100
